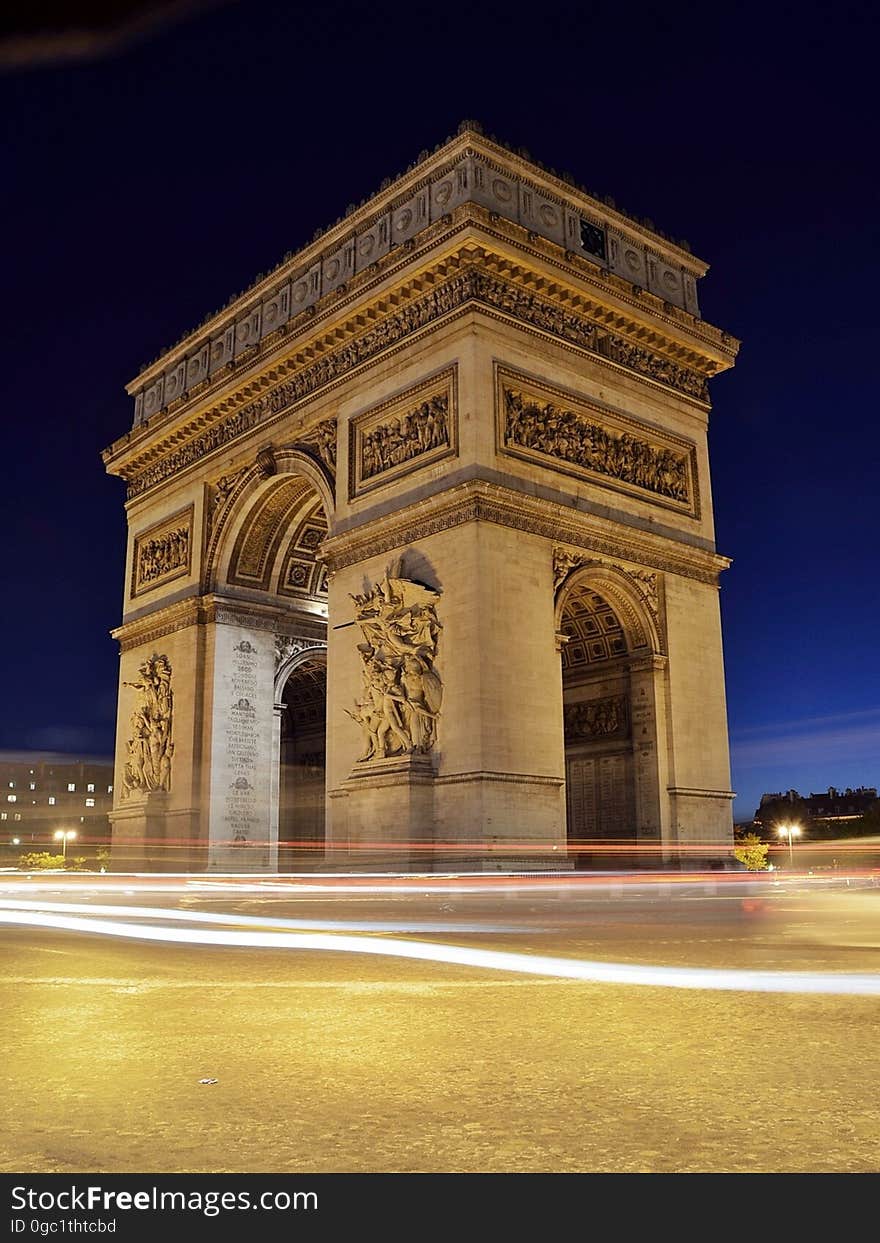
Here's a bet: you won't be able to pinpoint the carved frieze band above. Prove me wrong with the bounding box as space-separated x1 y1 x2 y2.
499 368 698 517
125 265 708 500
131 505 193 598
349 369 456 499
113 596 327 654
564 695 629 743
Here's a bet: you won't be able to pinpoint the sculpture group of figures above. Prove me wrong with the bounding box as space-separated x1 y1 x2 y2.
299 418 338 472
504 390 689 503
348 565 443 760
137 527 189 586
121 654 174 796
564 696 627 742
361 396 449 481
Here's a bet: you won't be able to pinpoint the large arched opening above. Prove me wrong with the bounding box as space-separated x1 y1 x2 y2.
556 564 663 869
277 652 327 868
205 450 333 870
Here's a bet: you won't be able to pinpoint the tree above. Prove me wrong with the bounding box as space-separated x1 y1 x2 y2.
733 832 769 871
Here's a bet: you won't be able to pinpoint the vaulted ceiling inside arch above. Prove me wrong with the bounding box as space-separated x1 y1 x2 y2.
226 476 328 599
561 585 627 673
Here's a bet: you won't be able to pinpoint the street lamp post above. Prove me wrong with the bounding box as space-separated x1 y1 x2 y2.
54 829 77 861
776 822 801 867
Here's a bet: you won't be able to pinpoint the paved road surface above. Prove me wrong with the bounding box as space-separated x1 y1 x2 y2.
1 873 878 1173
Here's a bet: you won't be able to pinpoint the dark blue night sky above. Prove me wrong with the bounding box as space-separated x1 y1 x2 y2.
2 0 878 820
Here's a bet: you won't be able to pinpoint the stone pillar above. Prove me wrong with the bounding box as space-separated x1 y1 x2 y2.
206 622 276 872
325 523 567 871
108 791 169 871
269 700 285 872
628 655 671 864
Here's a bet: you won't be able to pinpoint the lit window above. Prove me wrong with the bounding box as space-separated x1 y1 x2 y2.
29 782 35 790
107 784 113 794
87 783 95 793
29 770 34 775
85 798 95 807
7 782 13 789
6 795 16 803
0 813 6 821
13 814 20 821
48 797 56 806
67 783 76 792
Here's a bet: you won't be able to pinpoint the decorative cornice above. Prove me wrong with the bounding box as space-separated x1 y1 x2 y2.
115 250 720 503
112 594 328 653
319 479 729 586
432 770 564 787
668 786 736 800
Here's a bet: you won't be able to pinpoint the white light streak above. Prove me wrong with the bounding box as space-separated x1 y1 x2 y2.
0 899 520 934
2 905 880 996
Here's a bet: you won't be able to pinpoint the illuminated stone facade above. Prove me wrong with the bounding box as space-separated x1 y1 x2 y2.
104 124 739 871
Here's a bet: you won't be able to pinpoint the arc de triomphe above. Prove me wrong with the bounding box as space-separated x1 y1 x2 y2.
103 123 739 872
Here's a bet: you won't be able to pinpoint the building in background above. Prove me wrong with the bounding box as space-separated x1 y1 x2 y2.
0 752 114 849
755 786 878 829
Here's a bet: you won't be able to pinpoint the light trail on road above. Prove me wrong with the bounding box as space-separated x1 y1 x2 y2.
0 898 522 934
2 901 880 996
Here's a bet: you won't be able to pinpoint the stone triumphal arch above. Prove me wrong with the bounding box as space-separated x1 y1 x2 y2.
104 123 739 871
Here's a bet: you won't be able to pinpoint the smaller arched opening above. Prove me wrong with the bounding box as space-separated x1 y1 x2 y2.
277 653 327 868
557 567 661 869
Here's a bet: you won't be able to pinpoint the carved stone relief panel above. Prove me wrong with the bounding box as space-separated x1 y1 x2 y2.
322 239 355 293
647 255 685 307
261 284 291 335
496 366 698 517
274 634 327 674
234 306 262 357
348 561 442 761
209 324 236 375
354 213 391 273
429 162 470 221
349 367 457 499
121 653 173 797
290 263 321 316
185 343 210 390
164 359 186 406
391 189 429 245
142 375 164 420
131 504 194 598
470 159 519 225
518 183 565 246
296 418 337 476
608 231 648 288
564 694 629 743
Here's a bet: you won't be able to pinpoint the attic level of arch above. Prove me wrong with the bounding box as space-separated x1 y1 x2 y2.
105 240 737 505
121 131 735 423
